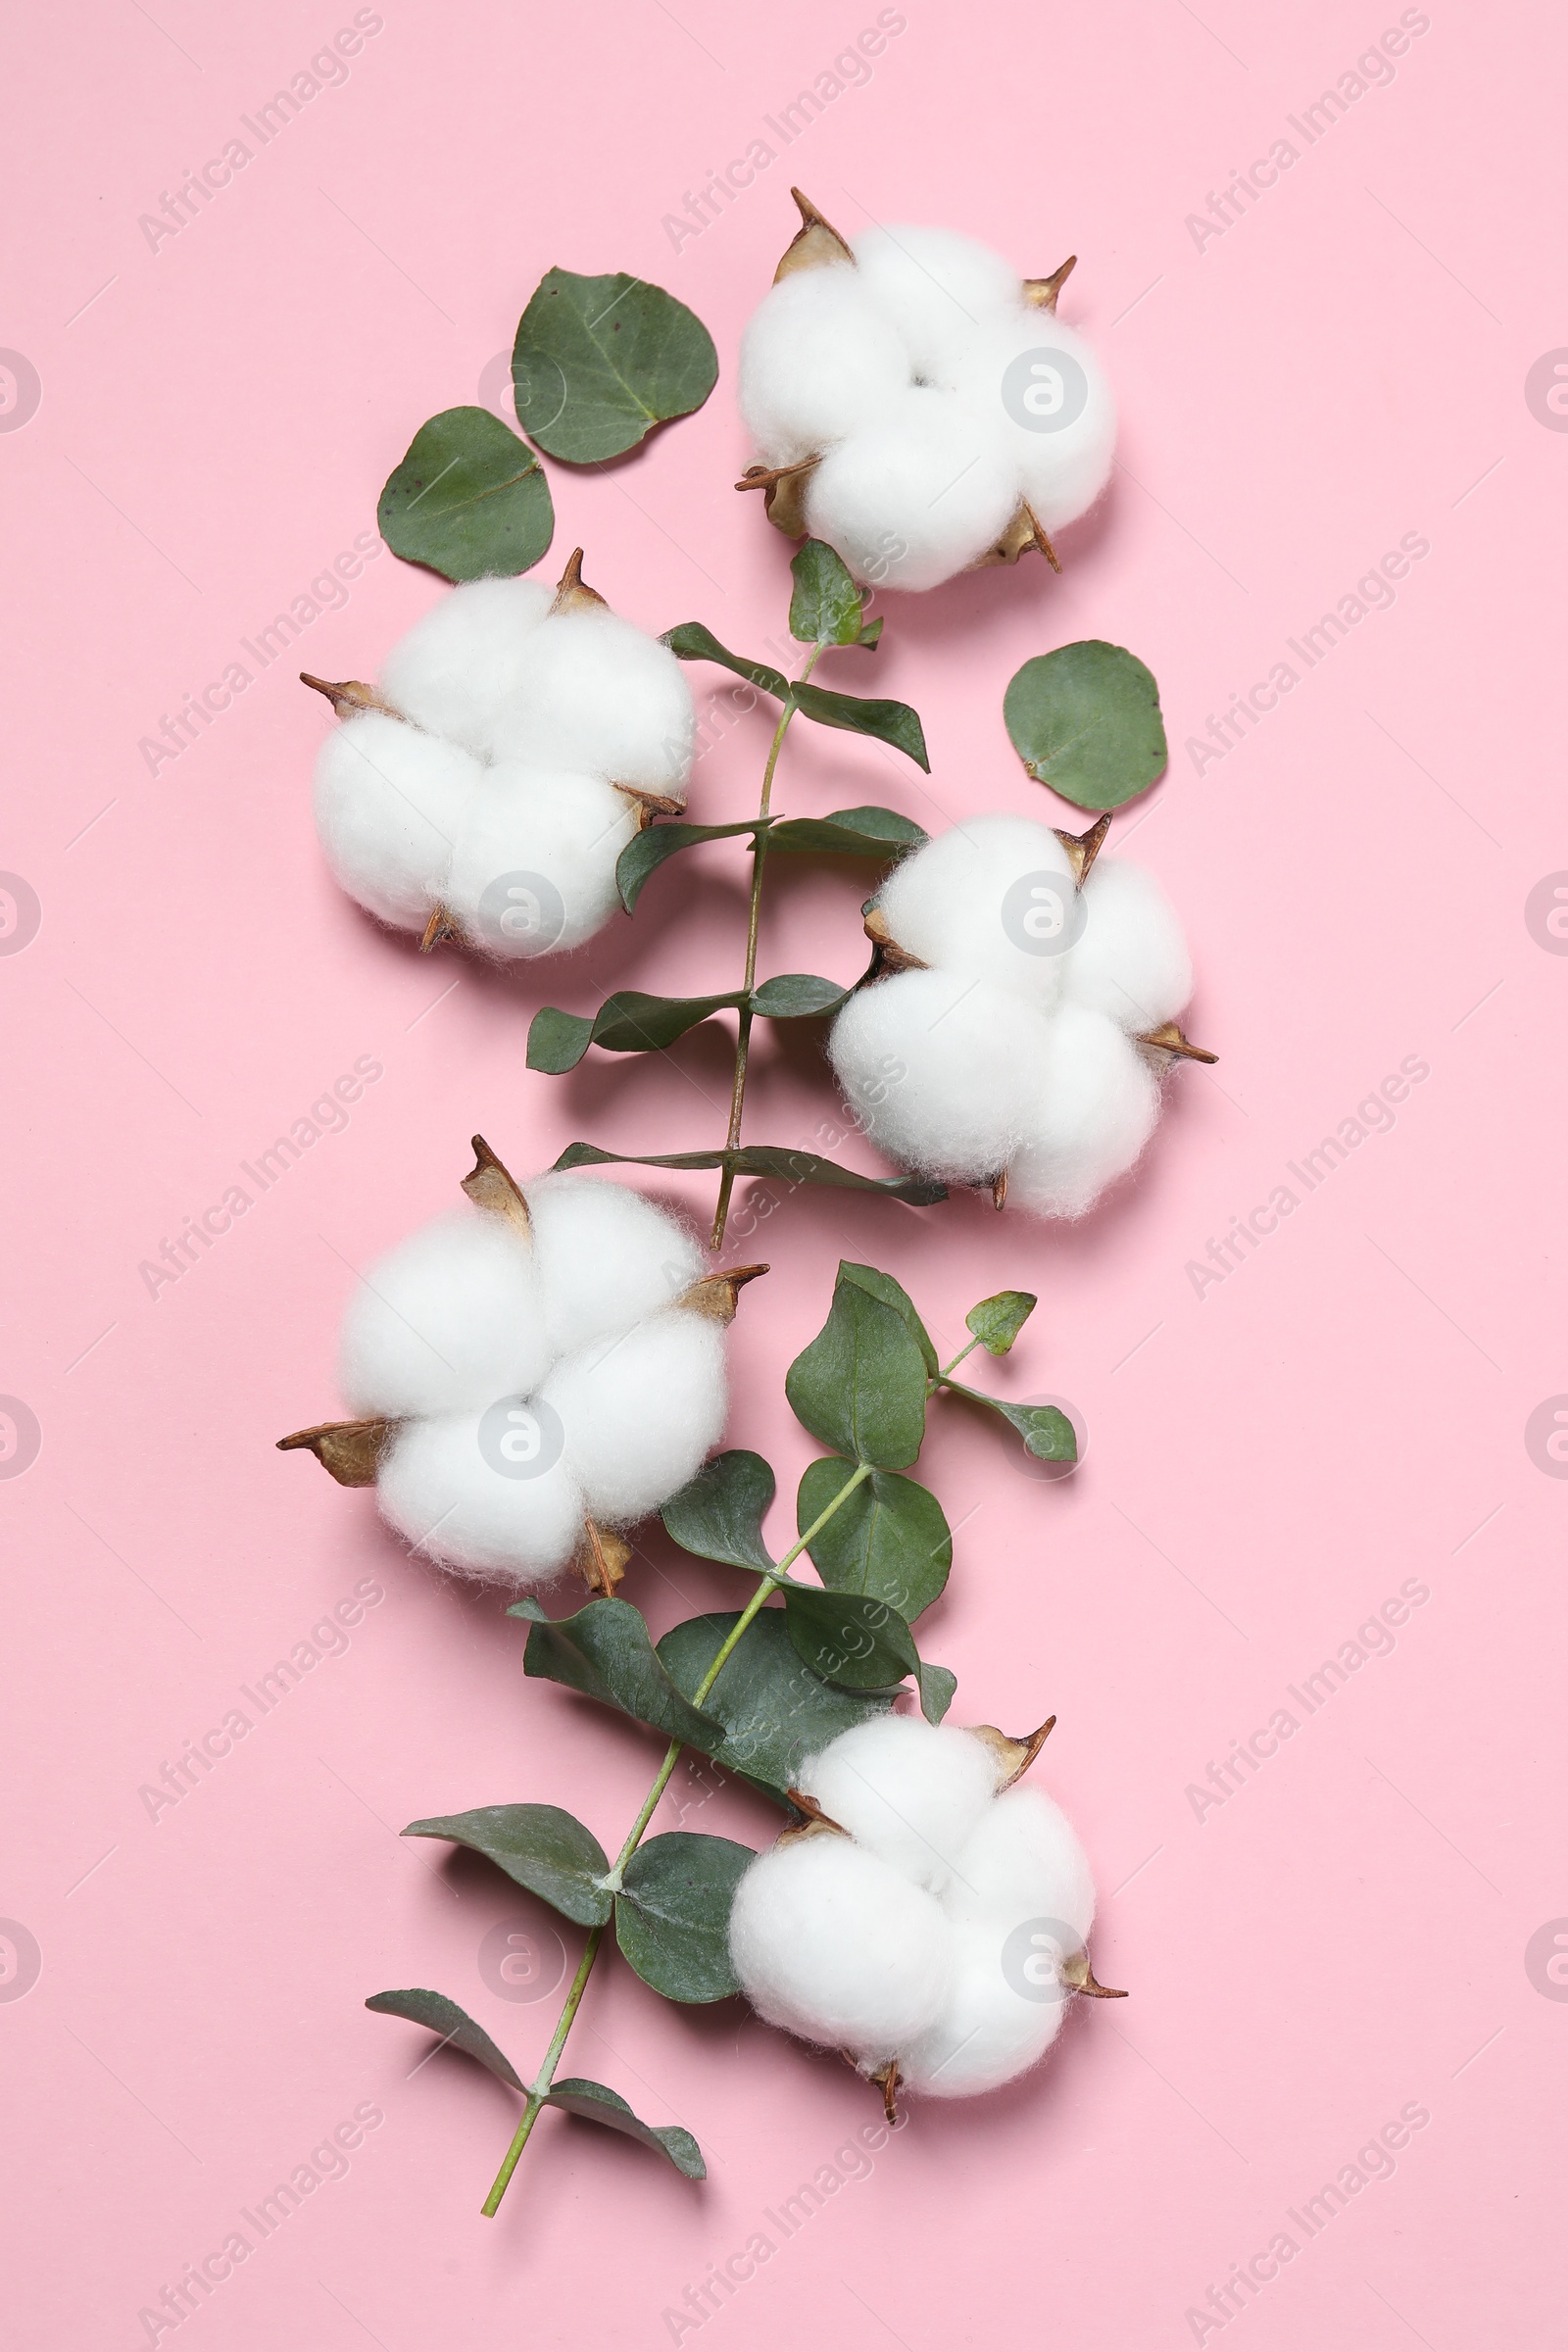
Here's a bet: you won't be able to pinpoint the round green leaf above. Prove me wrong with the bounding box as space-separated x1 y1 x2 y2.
782 1587 920 1691
377 407 554 582
785 1274 929 1469
656 1608 895 1806
796 1458 952 1618
615 1833 754 2002
662 1451 776 1575
514 270 717 463
1003 640 1168 810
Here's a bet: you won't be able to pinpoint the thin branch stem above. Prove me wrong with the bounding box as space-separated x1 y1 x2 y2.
710 642 824 1250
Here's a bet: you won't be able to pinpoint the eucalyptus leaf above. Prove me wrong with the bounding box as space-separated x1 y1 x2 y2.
545 2078 705 2179
402 1804 612 1928
796 1458 951 1618
918 1661 958 1725
789 681 930 771
783 1587 920 1690
789 539 874 647
965 1291 1038 1356
767 807 926 858
749 973 855 1021
529 989 742 1074
551 1141 947 1206
512 270 717 463
656 1608 895 1806
662 1450 776 1574
662 623 789 700
1003 640 1168 811
616 819 763 914
365 1988 523 2091
838 1260 938 1374
526 1006 596 1074
511 1595 728 1754
614 1833 754 2003
946 1385 1077 1462
785 1272 929 1469
377 408 553 582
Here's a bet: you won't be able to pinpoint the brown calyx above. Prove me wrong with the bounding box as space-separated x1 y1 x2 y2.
550 546 610 616
991 1167 1009 1213
1138 1020 1218 1065
612 783 688 832
861 906 927 975
968 499 1061 573
1053 810 1112 888
575 1518 632 1598
462 1133 532 1237
275 1417 396 1487
773 187 856 281
676 1263 768 1325
778 1788 850 1847
1060 1948 1127 2000
300 672 402 721
1022 255 1077 313
735 456 819 540
967 1717 1056 1790
418 903 461 955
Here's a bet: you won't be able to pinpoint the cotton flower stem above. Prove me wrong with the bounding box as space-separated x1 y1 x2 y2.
710 641 825 1250
481 1448 871 2217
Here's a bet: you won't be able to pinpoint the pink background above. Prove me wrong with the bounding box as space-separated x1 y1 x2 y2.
5 1 1564 2343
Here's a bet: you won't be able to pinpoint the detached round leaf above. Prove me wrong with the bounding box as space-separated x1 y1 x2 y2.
377 407 554 582
514 270 718 463
1004 640 1168 811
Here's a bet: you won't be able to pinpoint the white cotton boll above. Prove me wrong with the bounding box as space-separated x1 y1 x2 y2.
795 1719 1000 1894
945 1788 1097 1943
876 814 1077 1007
523 1174 704 1358
805 388 1018 591
1062 859 1193 1033
312 712 480 931
443 765 634 958
339 1211 550 1421
375 1410 586 1587
728 1837 953 2054
829 971 1048 1183
377 577 554 757
487 610 695 795
951 310 1116 532
898 1918 1066 2097
548 1311 727 1525
851 224 1022 385
737 267 912 466
1007 1005 1161 1218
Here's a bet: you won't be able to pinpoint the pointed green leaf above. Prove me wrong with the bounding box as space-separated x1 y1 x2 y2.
1004 640 1168 811
526 1006 596 1074
838 1261 938 1374
365 1988 523 2090
513 270 717 463
767 806 926 858
544 2078 705 2178
656 1608 895 1806
749 972 855 1021
549 1140 947 1205
377 408 554 582
786 1271 929 1469
616 819 763 914
946 1386 1077 1462
783 1587 920 1690
511 1595 729 1754
662 1451 776 1574
790 682 929 770
789 539 875 647
918 1662 958 1724
965 1291 1038 1355
614 1833 754 2003
661 623 789 700
402 1804 611 1928
796 1458 951 1618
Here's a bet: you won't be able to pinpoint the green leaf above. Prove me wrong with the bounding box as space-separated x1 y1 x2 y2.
965 1291 1038 1356
528 989 744 1071
377 408 553 583
918 1662 958 1725
544 2078 705 2179
662 1451 776 1574
511 1595 729 1753
789 539 875 647
1003 640 1168 811
768 806 926 858
656 1608 895 1806
749 973 855 1021
365 1988 523 2091
402 1804 611 1928
785 1270 929 1469
796 1458 951 1618
550 1141 947 1206
662 623 789 700
616 819 762 914
838 1261 938 1374
526 1006 596 1074
614 1833 754 2003
946 1386 1078 1462
512 270 717 464
790 682 930 771
783 1587 920 1690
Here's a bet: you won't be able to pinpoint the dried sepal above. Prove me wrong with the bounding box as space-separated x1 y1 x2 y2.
613 783 687 827
676 1263 768 1325
966 1717 1056 1789
300 672 402 721
773 186 856 282
419 903 461 955
1022 255 1077 313
736 456 819 540
991 1168 1009 1213
575 1518 632 1598
778 1788 849 1847
867 2058 902 2125
1053 810 1112 888
550 545 609 616
462 1133 532 1238
275 1417 396 1487
1138 1020 1218 1065
968 499 1060 574
1060 1948 1127 1999
861 906 928 974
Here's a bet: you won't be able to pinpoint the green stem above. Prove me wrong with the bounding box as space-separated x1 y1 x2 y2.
481 1447 870 2216
710 642 825 1250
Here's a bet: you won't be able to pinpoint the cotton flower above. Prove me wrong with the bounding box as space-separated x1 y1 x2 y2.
736 192 1115 592
827 811 1214 1218
728 1714 1120 2108
307 550 695 958
278 1138 761 1594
